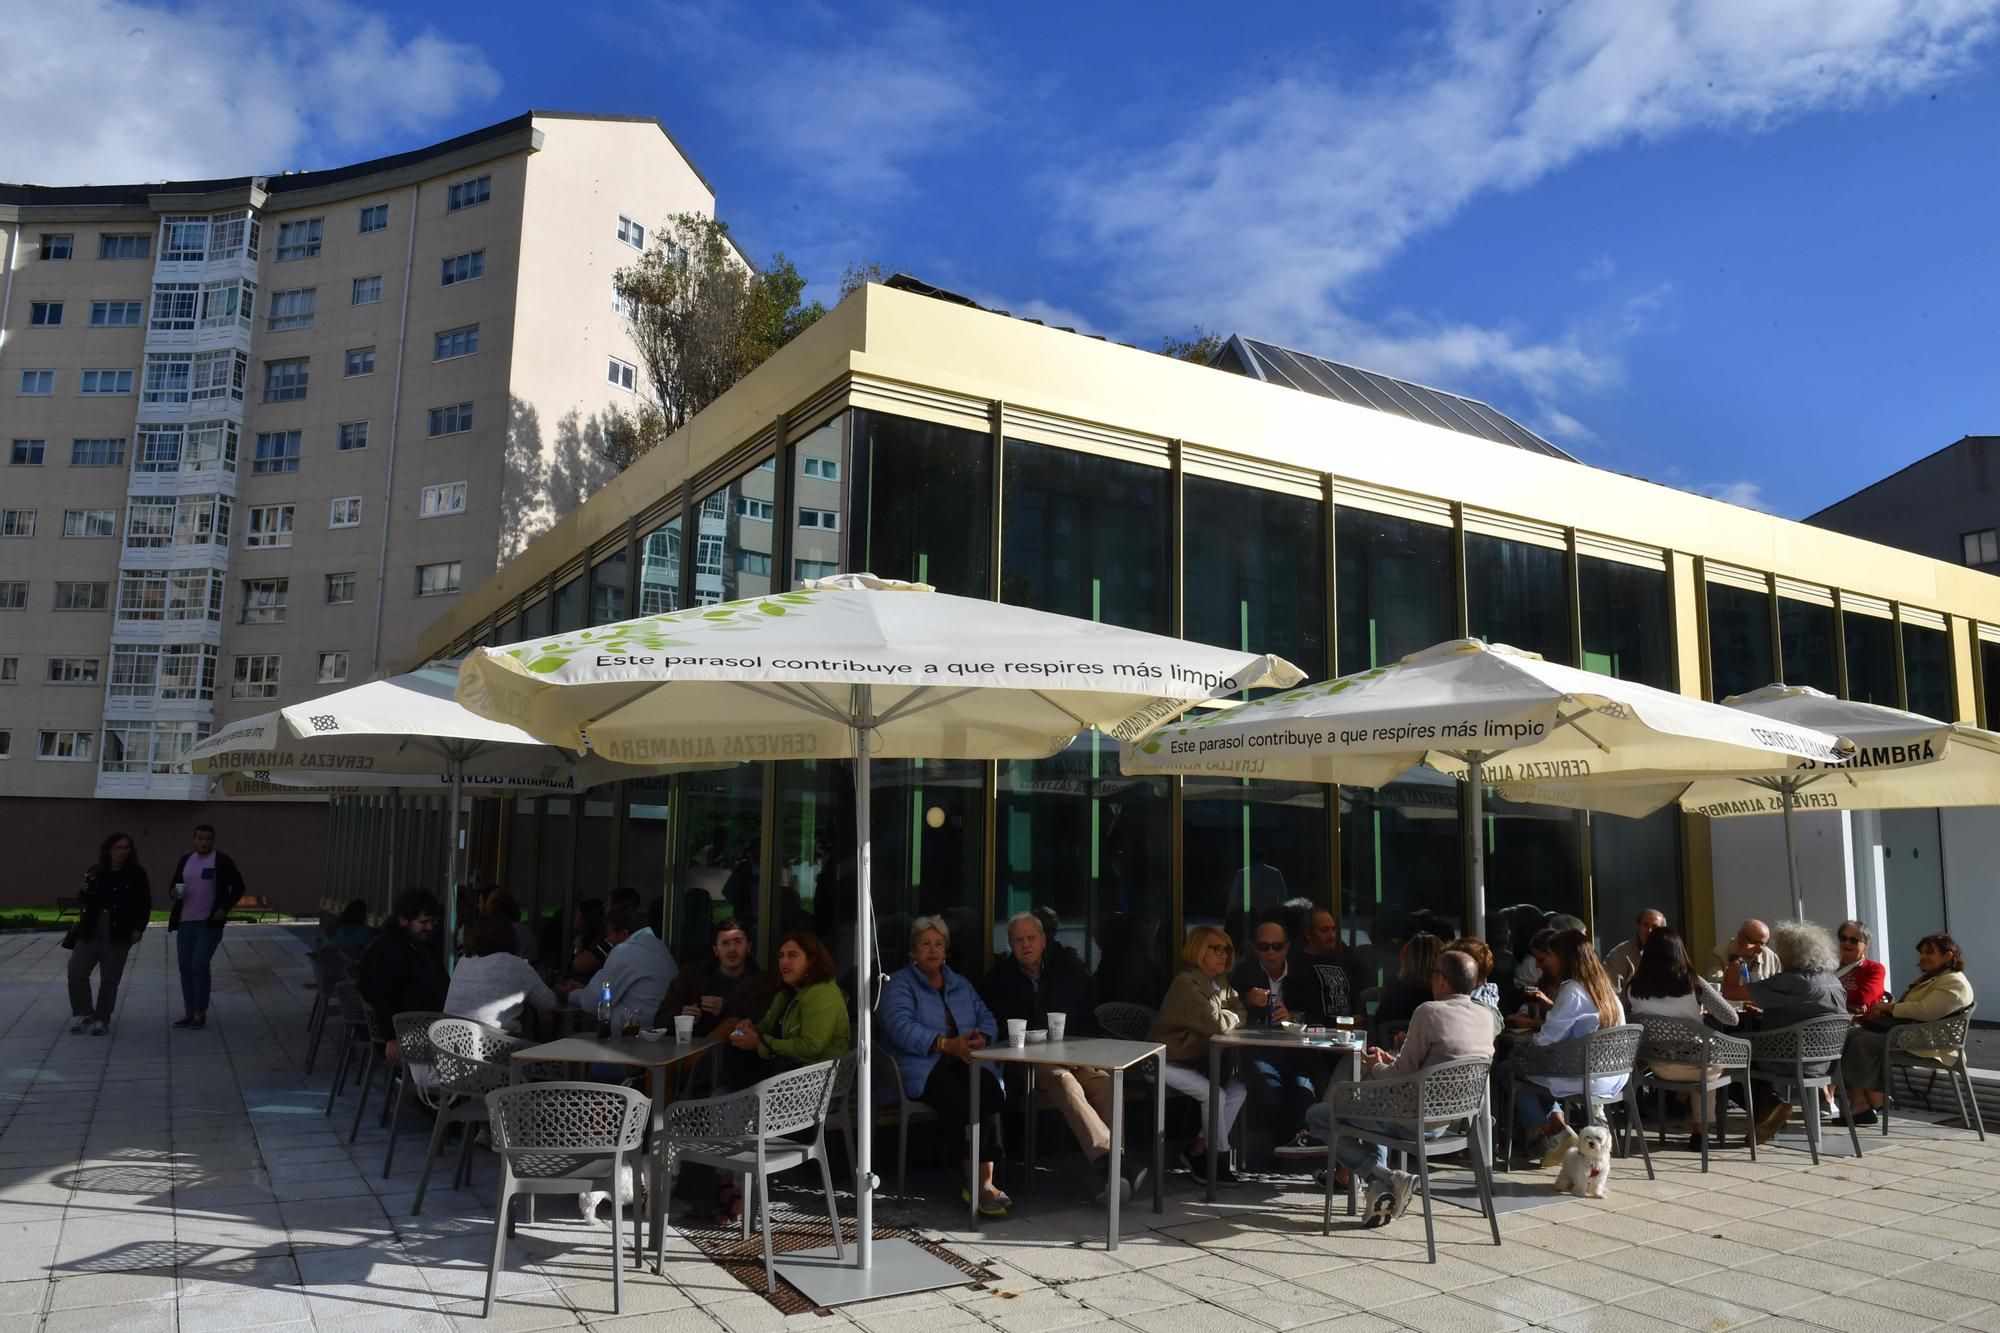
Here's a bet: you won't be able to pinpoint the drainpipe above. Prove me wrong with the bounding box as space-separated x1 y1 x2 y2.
0 224 18 356
369 184 421 675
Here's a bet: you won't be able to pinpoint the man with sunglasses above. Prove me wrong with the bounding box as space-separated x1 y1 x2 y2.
1232 914 1319 1165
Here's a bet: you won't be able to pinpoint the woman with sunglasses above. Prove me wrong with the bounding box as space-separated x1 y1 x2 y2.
1835 920 1887 1014
1839 933 1974 1126
1150 924 1249 1185
67 832 152 1036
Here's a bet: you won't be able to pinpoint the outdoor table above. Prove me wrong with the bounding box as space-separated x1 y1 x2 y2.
967 1037 1167 1250
509 1032 722 1249
1207 1027 1366 1202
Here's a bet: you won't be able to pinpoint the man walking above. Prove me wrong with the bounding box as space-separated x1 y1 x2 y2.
167 824 247 1029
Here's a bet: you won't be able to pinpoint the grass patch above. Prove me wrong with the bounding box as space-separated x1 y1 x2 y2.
0 906 286 931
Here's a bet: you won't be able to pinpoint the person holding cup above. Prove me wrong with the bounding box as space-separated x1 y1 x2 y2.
881 916 1010 1217
661 917 773 1040
166 824 247 1031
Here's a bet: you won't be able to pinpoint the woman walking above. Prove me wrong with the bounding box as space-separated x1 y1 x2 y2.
68 833 152 1036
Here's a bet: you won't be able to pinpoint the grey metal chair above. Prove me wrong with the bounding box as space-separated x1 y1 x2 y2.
1636 1017 1755 1172
1883 1003 1984 1141
414 1017 528 1213
1748 1014 1862 1164
482 1082 650 1319
381 1010 449 1177
1500 1023 1654 1179
1094 1002 1157 1041
346 998 397 1144
303 947 357 1076
1320 1055 1501 1263
655 1059 843 1293
824 1049 932 1196
321 981 373 1117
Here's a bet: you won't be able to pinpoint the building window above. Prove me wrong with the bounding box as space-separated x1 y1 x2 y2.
433 325 479 360
38 731 94 761
737 551 772 576
266 287 316 331
160 216 208 262
199 279 253 329
420 481 467 517
358 203 388 234
607 356 636 391
427 402 473 437
338 422 369 451
62 509 116 538
19 370 54 395
446 175 491 212
231 654 282 700
1963 530 1998 567
28 301 62 326
344 346 375 377
245 504 295 547
100 719 208 773
0 582 23 609
251 431 301 475
150 282 200 330
46 657 101 685
1 510 36 537
100 234 150 260
0 658 13 682
187 351 246 405
328 496 363 528
317 651 349 684
0 731 9 758
416 561 462 596
262 358 309 402
241 578 289 624
39 234 71 260
617 215 645 248
326 572 356 604
736 497 774 521
613 286 635 319
10 440 44 465
90 300 143 326
802 456 839 480
55 581 110 610
141 354 191 403
439 250 485 286
797 507 840 531
80 369 134 395
70 438 125 466
275 217 323 261
352 274 383 305
794 558 838 582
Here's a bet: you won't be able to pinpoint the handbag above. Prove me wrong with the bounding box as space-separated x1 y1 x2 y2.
61 925 78 951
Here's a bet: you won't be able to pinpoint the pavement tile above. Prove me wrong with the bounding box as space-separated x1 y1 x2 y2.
1541 1309 1690 1333
1373 1291 1527 1333
1205 1277 1356 1331
46 1268 179 1310
1606 1286 1764 1331
39 1299 178 1333
1779 1295 1946 1333
1844 1275 1989 1322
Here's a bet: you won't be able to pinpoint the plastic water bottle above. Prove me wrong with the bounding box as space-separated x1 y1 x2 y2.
597 981 614 1040
1737 959 1751 987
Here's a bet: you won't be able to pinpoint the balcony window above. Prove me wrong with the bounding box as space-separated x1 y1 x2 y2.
161 217 209 262
150 282 199 331
191 350 246 402
142 354 193 404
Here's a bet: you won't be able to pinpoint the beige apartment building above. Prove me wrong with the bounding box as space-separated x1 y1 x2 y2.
0 112 715 883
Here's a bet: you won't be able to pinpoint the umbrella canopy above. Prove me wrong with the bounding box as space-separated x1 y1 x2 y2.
1122 639 1849 933
456 572 1303 1284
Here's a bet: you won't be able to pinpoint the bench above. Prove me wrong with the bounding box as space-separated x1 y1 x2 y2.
56 897 81 919
232 895 279 921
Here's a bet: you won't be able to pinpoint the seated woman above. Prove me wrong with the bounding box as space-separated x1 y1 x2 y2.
445 918 560 1037
1837 920 1888 1014
1841 932 1975 1126
1721 919 1846 1142
1511 929 1626 1165
1376 934 1444 1044
1626 927 1738 1150
1149 925 1249 1186
1505 928 1562 1029
1449 936 1504 1034
723 929 850 1078
319 898 376 956
879 917 1010 1218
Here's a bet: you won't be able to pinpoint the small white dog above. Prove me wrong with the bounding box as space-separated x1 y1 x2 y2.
577 1163 641 1227
1554 1124 1613 1199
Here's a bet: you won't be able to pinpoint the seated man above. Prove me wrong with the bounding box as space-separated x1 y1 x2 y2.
981 912 1145 1202
558 903 677 1030
1301 949 1496 1226
1295 907 1358 1027
1705 918 1779 986
662 917 771 1038
357 888 448 1067
1231 914 1320 1163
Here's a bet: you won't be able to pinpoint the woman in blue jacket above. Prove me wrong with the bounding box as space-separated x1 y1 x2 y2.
880 916 1009 1217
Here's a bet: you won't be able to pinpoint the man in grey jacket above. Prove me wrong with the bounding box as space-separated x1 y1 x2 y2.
1302 949 1496 1226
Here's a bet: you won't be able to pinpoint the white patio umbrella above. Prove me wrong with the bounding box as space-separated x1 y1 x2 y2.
455 573 1303 1290
1495 685 2000 920
1121 639 1849 935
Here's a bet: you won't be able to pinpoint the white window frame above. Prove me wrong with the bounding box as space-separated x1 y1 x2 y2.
420 481 467 517
150 282 200 331
61 509 116 538
251 431 301 475
736 497 774 522
317 651 349 684
80 369 134 396
416 561 462 597
427 402 473 437
617 215 645 248
803 456 839 480
344 346 375 377
433 325 479 360
266 286 316 331
446 175 491 212
440 249 485 285
358 203 388 234
325 572 357 604
607 356 636 391
275 217 323 261
70 438 125 466
46 657 101 685
90 300 143 327
338 421 369 451
99 233 150 260
328 496 363 529
231 653 283 700
0 582 26 609
798 507 841 531
55 581 110 611
39 233 72 260
37 730 94 762
240 578 289 624
352 274 383 305
245 504 295 548
28 300 62 326
10 440 44 465
20 370 54 395
1 510 36 537
262 358 309 403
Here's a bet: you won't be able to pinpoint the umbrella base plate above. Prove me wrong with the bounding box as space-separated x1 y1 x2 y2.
774 1238 972 1307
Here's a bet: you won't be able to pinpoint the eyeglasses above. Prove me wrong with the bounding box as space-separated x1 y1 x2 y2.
1253 941 1286 953
1838 934 1864 945
1204 943 1233 954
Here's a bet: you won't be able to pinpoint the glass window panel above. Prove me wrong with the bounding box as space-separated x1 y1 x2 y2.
1590 807 1684 949
1778 598 1840 696
997 735 1171 1005
538 798 573 933
1844 612 1898 705
552 575 584 632
1002 440 1169 632
521 597 550 640
1338 769 1461 983
1335 507 1455 673
1903 623 1952 719
1183 777 1330 951
1579 556 1671 689
507 799 541 926
623 774 675 941
848 410 992 597
675 764 765 960
638 517 682 614
577 783 618 926
1706 583 1773 702
697 446 793 605
589 547 628 625
1466 533 1572 665
774 419 847 596
1482 794 1586 932
1183 476 1326 680
1983 641 2000 730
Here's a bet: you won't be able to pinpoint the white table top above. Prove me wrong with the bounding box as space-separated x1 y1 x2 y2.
511 1032 722 1068
1212 1027 1366 1053
969 1036 1164 1071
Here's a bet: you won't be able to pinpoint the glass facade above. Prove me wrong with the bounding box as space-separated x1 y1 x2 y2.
1984 641 2000 730
1903 622 1952 719
848 411 992 596
1845 613 1898 706
1579 557 1671 689
1707 583 1773 702
1778 598 1839 697
1467 534 1572 665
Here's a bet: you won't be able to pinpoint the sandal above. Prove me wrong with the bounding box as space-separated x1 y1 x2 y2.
962 1186 1011 1219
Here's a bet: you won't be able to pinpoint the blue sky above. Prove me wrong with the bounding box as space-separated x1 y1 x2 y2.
10 1 1999 518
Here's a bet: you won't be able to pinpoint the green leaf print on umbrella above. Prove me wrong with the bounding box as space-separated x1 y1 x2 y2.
502 589 821 673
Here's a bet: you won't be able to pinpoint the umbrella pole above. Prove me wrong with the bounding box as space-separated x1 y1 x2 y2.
446 762 464 973
854 685 876 1270
1467 754 1488 940
1781 783 1804 922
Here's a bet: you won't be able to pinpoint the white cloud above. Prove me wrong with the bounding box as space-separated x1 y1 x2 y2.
1703 480 1772 511
0 0 502 184
1060 0 1998 404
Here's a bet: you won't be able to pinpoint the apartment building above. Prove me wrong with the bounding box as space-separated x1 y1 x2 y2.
0 111 715 853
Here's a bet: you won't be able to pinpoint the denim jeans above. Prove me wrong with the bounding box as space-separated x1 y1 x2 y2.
1244 1054 1317 1144
176 922 222 1014
1303 1104 1397 1185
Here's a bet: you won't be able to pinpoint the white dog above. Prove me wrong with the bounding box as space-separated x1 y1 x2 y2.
577 1163 641 1227
1554 1124 1613 1199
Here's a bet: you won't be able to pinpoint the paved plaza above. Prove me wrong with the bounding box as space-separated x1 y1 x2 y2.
5 927 2000 1333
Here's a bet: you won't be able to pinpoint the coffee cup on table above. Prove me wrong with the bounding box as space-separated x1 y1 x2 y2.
1046 1012 1066 1041
1006 1018 1027 1048
673 1014 696 1042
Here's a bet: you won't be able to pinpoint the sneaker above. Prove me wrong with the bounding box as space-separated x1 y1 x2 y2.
1539 1126 1580 1170
1273 1131 1323 1160
1362 1179 1397 1227
69 1016 89 1034
1213 1156 1241 1186
1755 1104 1792 1145
1832 1108 1878 1128
1386 1169 1418 1221
191 1012 207 1030
1092 1160 1132 1205
171 1014 197 1029
1180 1148 1211 1185
90 1020 108 1037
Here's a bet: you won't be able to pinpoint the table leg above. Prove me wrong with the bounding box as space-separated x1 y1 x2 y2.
1206 1043 1220 1203
968 1057 982 1229
650 1068 667 1271
1024 1065 1037 1192
1108 1066 1124 1252
1153 1052 1165 1214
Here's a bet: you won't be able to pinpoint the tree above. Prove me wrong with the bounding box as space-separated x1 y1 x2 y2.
608 213 827 468
838 261 896 302
1158 326 1226 365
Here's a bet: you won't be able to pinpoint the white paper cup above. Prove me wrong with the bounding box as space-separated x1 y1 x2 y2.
1046 1012 1066 1040
1006 1018 1026 1048
673 1015 695 1043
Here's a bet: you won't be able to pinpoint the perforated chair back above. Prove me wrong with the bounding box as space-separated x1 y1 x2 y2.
1639 1017 1751 1070
760 1060 839 1140
392 1011 448 1068
429 1017 521 1099
488 1082 649 1181
334 980 370 1032
1888 1003 1975 1057
1095 1002 1157 1041
1752 1014 1851 1066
